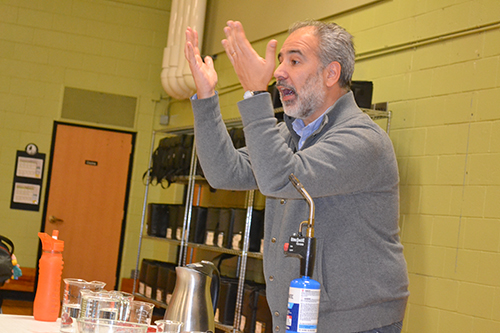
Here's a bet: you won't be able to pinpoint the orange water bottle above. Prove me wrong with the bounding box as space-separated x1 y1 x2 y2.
33 230 64 321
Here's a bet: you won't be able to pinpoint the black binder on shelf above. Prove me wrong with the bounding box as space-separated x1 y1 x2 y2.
189 206 208 244
147 203 170 237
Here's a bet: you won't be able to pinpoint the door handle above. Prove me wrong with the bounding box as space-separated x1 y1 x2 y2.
49 216 64 223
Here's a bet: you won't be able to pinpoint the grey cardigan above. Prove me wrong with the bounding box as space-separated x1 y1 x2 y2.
191 91 409 332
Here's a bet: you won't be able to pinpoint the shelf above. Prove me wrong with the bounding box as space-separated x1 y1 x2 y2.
154 117 244 136
157 108 389 134
360 108 391 120
133 292 168 309
186 241 263 259
143 235 181 245
171 175 206 183
215 321 241 333
143 235 263 259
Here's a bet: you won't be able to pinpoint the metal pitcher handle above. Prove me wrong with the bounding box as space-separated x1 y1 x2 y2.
202 260 220 314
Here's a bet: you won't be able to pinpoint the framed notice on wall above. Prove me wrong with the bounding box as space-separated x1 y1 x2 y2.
10 144 45 211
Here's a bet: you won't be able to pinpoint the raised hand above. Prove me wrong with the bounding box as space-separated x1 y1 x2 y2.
184 27 217 99
222 21 277 92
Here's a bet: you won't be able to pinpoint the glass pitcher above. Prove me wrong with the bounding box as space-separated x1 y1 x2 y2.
79 289 135 323
60 278 106 333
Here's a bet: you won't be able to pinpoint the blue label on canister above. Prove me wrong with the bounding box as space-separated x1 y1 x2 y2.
286 276 320 333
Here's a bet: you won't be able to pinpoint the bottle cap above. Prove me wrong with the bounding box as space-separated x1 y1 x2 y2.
38 231 64 252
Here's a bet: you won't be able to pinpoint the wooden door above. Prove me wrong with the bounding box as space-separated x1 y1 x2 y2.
42 123 134 290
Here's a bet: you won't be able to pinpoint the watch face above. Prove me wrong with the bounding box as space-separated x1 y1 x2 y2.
244 90 253 99
26 143 38 155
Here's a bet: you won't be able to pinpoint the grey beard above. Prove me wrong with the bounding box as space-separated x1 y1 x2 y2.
280 74 325 120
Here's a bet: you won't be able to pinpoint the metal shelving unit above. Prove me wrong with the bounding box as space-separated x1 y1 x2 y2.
361 108 392 133
142 235 263 260
133 120 258 333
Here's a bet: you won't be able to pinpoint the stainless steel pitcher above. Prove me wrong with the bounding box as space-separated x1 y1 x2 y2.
164 260 219 333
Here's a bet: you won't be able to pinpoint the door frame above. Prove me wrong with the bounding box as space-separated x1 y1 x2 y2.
37 121 136 290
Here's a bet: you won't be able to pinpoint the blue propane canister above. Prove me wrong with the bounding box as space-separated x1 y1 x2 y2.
286 276 320 333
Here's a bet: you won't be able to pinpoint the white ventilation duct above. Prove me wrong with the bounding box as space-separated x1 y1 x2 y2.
161 0 207 100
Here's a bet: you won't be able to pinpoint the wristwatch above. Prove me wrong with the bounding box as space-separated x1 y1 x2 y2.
243 90 267 99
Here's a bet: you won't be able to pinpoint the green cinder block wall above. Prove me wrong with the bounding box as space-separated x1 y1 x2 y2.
0 0 177 283
1 0 499 331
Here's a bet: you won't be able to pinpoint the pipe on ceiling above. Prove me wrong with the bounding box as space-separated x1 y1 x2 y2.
161 0 207 100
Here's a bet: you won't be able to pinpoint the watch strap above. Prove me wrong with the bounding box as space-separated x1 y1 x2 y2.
243 90 267 99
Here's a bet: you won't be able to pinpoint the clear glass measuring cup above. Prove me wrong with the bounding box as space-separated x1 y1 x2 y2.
109 290 135 321
60 278 106 333
128 300 155 325
79 290 125 321
154 319 182 333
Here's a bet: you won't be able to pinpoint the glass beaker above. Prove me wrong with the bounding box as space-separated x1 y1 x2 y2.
154 319 182 333
60 278 106 333
109 290 134 321
79 290 123 321
129 300 155 325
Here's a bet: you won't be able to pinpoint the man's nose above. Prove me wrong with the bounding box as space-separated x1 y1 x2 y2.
274 63 287 80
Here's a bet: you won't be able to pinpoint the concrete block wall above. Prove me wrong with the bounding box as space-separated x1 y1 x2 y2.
352 1 500 331
167 0 500 331
0 0 172 279
347 1 500 331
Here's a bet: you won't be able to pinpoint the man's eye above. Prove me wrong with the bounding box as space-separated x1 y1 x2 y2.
291 60 299 65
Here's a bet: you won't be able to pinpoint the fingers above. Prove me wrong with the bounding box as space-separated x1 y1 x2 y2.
185 29 193 60
223 21 249 57
185 27 193 47
192 28 199 52
185 27 200 56
222 24 236 63
184 37 195 65
224 21 238 54
231 21 248 48
186 27 198 45
204 55 214 71
184 40 194 64
185 27 202 67
265 39 278 69
221 38 236 64
221 20 276 91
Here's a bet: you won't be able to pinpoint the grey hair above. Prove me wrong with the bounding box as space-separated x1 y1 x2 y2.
289 20 355 89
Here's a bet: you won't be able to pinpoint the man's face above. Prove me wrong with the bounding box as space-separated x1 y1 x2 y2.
274 27 327 122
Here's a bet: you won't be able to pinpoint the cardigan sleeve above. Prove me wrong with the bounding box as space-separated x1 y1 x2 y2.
191 93 259 191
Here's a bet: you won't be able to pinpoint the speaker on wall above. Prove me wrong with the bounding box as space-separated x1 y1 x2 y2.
351 81 373 109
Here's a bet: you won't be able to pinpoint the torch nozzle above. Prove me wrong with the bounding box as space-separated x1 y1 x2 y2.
289 174 315 235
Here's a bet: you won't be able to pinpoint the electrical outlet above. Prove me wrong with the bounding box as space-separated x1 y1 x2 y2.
160 115 169 125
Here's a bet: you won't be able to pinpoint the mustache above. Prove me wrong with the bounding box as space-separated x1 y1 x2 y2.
276 80 295 92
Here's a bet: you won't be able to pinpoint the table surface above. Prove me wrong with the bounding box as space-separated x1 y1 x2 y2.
0 314 61 332
0 314 160 332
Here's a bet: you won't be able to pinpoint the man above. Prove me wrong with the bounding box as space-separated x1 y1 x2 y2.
184 20 409 332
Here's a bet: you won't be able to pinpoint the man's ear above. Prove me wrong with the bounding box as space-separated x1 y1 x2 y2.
325 61 341 87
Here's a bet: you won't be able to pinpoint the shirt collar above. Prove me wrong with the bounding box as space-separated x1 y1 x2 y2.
292 105 334 149
292 104 334 134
